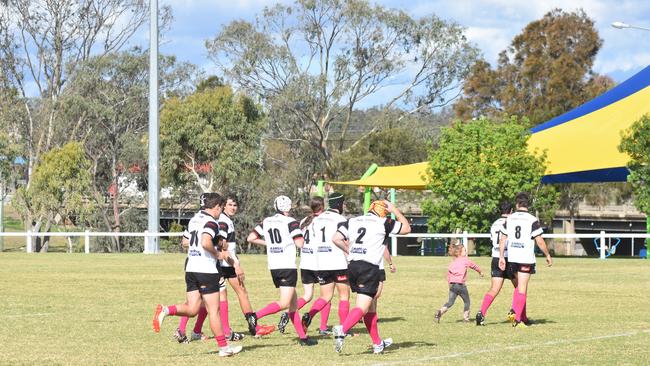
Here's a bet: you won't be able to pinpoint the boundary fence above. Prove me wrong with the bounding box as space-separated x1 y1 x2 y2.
0 231 648 259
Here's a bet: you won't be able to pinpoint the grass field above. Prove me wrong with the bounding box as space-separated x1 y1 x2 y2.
1 254 649 366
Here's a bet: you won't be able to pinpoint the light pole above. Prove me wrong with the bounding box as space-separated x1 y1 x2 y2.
612 21 649 259
146 0 159 254
611 21 650 32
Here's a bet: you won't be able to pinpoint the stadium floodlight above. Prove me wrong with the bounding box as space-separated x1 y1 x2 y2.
611 21 650 31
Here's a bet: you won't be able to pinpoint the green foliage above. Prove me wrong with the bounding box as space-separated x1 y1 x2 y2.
160 85 265 193
0 132 19 187
14 142 94 227
619 114 650 214
423 117 555 235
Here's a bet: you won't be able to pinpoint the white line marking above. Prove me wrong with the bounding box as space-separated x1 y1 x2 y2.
356 329 650 366
0 312 55 318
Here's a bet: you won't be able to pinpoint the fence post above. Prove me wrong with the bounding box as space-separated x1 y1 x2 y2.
462 231 468 254
599 231 606 259
84 230 90 254
26 230 32 253
391 235 397 257
143 230 149 253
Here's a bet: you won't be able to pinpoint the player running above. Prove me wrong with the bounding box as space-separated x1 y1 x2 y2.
498 192 553 327
246 196 318 346
332 200 410 354
152 193 242 357
476 201 516 326
301 193 351 336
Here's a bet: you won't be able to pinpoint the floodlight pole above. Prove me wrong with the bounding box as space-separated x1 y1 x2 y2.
146 0 159 254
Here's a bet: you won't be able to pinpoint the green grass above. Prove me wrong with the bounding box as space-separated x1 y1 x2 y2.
0 254 649 365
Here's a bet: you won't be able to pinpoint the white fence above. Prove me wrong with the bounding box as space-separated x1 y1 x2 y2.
0 231 648 259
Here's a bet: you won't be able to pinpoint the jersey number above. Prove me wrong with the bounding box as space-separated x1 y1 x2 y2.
189 230 198 247
320 227 326 242
355 227 366 244
514 226 521 239
268 228 282 244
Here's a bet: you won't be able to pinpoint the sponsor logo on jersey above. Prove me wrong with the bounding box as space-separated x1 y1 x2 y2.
317 246 332 252
189 250 202 257
270 247 284 253
511 242 525 248
301 248 313 254
351 247 367 254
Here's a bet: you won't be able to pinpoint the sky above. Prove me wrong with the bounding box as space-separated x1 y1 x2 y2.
138 0 650 106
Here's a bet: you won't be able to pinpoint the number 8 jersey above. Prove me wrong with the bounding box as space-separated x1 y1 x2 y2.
500 210 543 264
338 213 402 266
254 213 303 270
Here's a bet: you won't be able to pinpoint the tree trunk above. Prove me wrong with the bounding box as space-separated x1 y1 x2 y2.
39 220 53 253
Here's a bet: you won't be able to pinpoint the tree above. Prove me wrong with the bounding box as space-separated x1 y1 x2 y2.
61 50 196 252
206 0 478 177
0 0 170 185
422 117 557 241
14 142 94 252
619 115 650 215
454 9 614 126
160 85 266 194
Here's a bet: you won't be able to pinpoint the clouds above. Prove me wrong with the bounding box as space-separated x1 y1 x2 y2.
155 0 650 85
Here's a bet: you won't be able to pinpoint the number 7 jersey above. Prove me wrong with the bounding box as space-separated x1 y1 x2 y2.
338 214 402 266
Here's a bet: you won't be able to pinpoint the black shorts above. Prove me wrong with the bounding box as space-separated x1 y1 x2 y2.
379 269 386 282
300 269 319 285
348 261 381 298
317 269 349 285
271 269 298 288
185 272 221 294
491 257 514 279
507 262 536 275
220 266 237 279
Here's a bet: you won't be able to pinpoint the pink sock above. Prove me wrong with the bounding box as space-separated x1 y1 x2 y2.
178 316 189 333
308 298 328 318
320 302 331 331
220 301 230 335
256 302 282 320
338 300 350 324
297 298 308 310
342 307 364 334
289 311 307 338
193 306 207 334
480 294 495 315
215 334 227 347
363 312 381 345
167 305 177 316
513 290 526 322
522 301 528 322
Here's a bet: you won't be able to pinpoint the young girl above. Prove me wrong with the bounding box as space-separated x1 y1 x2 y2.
434 242 483 323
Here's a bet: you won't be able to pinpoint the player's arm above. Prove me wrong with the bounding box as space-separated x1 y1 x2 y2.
498 223 507 270
332 231 349 254
247 222 266 246
181 230 190 250
383 246 396 273
201 233 220 257
289 220 305 248
535 236 553 267
385 201 411 234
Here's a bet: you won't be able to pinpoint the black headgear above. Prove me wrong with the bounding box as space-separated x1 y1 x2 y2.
328 192 344 211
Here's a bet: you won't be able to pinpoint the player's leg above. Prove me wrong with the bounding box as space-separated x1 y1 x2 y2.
203 291 242 356
226 275 252 340
513 271 531 325
283 286 316 345
478 276 504 324
153 273 203 333
303 282 333 331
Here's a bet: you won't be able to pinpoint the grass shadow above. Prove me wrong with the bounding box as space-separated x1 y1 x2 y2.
379 316 406 323
387 340 437 351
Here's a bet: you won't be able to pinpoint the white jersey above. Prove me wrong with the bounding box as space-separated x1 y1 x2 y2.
218 213 237 267
184 210 227 274
338 213 402 267
299 216 319 271
308 210 348 271
499 210 543 264
254 213 303 270
490 217 508 258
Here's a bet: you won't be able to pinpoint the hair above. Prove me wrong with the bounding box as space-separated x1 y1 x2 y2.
203 192 225 209
301 196 325 229
448 241 464 257
328 192 345 213
515 192 530 208
225 193 238 204
499 201 513 215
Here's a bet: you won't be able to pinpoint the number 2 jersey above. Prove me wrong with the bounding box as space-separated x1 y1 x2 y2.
499 210 543 264
338 213 402 267
183 210 227 274
254 213 303 270
302 209 348 271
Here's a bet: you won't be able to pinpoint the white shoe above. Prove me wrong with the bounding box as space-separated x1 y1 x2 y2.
333 325 345 354
373 338 393 354
218 344 243 357
191 331 207 341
